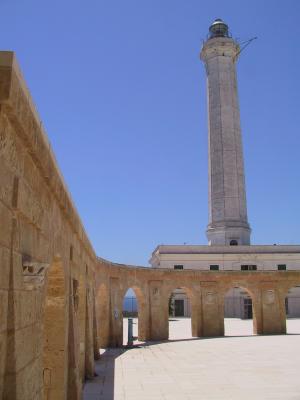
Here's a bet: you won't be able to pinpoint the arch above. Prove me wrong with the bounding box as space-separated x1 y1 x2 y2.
165 286 195 308
121 285 147 344
43 257 67 400
283 283 300 334
167 286 194 340
223 285 257 336
96 284 110 348
230 240 238 246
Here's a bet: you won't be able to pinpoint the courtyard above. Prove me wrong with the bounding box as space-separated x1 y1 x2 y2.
83 318 300 400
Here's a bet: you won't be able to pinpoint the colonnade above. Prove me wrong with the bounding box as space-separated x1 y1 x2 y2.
96 262 300 347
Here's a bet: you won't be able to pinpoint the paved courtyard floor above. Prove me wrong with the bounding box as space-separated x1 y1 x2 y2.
84 318 300 400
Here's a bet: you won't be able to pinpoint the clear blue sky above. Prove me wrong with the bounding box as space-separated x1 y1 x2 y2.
1 0 299 266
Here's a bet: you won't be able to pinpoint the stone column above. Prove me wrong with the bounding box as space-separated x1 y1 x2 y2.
149 281 168 341
200 19 251 245
97 285 110 348
84 288 94 379
201 283 224 337
260 284 286 334
190 286 202 337
67 278 81 400
251 288 263 334
137 291 151 341
109 278 123 347
92 293 100 360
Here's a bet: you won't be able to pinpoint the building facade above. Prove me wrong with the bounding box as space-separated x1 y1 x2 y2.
150 245 300 317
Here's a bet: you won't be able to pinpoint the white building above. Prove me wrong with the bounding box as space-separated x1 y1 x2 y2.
149 245 300 317
149 19 300 318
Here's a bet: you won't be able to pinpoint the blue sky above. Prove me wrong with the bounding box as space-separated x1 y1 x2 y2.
1 0 299 266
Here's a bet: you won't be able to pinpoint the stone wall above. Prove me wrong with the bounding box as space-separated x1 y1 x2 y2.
0 52 98 400
96 259 300 345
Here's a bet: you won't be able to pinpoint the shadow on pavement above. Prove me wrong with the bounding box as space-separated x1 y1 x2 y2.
84 327 300 399
83 348 128 400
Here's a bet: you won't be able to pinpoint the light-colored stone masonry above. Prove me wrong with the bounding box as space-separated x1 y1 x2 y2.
0 51 300 400
0 52 98 400
96 259 300 346
200 34 251 245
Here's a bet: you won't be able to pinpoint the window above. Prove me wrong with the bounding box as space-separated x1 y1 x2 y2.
278 264 286 271
174 265 183 270
230 240 238 246
241 265 257 271
249 265 257 271
243 298 253 319
174 299 184 316
210 265 219 271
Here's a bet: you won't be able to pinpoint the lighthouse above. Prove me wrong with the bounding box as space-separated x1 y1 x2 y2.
200 19 251 246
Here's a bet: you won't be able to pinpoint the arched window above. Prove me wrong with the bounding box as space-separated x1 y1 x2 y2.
230 240 238 246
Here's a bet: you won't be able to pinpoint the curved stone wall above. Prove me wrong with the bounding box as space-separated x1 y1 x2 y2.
0 51 299 400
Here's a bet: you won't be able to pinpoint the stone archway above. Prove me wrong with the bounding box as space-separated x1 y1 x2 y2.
223 286 257 336
283 283 300 334
121 285 148 344
166 286 195 340
43 257 67 400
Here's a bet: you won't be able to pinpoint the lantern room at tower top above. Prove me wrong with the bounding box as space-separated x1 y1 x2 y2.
208 18 231 38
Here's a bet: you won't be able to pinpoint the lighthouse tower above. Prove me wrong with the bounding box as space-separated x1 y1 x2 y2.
200 19 251 246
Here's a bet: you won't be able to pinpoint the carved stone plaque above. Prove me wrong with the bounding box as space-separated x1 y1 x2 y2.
205 291 216 305
264 289 275 305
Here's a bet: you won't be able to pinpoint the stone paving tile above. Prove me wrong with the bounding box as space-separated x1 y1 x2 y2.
84 318 300 400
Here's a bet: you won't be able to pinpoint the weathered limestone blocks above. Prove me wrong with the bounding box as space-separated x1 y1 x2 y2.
96 283 110 348
201 35 251 245
0 289 8 400
149 280 168 340
260 284 286 334
96 261 300 344
200 282 224 337
0 51 98 400
84 286 96 379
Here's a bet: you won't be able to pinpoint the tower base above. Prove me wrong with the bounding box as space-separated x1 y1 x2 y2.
206 225 251 246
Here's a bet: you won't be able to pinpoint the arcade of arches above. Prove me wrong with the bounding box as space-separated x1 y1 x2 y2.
1 52 300 400
96 260 300 344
